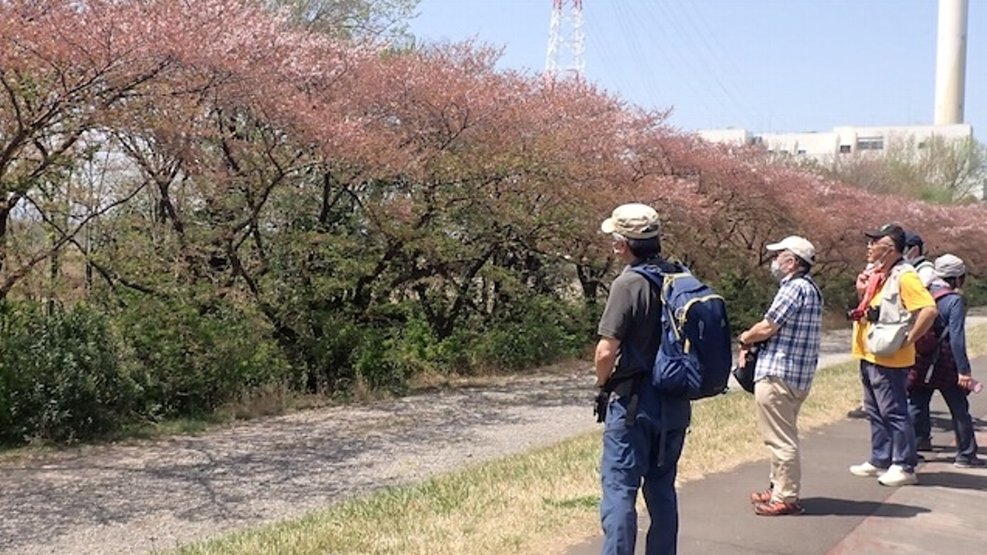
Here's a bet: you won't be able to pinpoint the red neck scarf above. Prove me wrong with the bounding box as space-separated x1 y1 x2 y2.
849 269 886 321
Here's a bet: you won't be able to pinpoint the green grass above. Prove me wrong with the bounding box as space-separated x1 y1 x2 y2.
163 362 862 555
171 326 987 555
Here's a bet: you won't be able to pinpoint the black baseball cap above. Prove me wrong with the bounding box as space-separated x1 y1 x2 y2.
904 231 924 249
864 223 906 252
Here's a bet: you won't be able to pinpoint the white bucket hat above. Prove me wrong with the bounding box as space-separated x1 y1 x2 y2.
600 203 661 239
934 254 966 278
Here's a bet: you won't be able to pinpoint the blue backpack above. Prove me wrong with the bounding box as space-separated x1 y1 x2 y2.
632 263 732 400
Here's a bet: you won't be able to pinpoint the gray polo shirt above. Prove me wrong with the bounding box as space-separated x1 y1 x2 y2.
598 260 662 380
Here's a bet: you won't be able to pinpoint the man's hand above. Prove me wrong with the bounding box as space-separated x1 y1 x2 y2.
738 346 749 368
855 270 871 298
958 374 974 390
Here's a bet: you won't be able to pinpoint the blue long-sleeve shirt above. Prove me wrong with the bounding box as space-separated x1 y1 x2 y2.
931 284 971 374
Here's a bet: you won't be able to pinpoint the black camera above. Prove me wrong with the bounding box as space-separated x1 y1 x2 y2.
846 305 881 322
865 306 880 323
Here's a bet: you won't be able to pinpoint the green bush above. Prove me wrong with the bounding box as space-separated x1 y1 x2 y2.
112 296 298 420
963 275 987 308
0 302 133 445
713 270 777 334
313 296 598 389
470 296 594 371
352 327 409 393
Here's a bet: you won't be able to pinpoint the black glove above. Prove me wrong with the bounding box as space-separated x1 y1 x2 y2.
594 389 609 423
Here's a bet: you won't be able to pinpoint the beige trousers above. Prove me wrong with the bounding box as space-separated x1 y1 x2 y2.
754 376 810 503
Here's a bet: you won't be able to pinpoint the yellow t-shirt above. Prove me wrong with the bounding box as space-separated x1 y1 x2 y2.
852 269 936 368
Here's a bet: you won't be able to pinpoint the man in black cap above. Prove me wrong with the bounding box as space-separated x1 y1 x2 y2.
848 228 936 420
847 223 937 487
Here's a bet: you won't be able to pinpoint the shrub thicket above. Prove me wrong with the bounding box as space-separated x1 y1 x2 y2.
0 303 131 444
0 299 302 445
112 295 301 421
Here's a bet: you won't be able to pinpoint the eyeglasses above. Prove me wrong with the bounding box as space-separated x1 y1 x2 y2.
867 239 894 248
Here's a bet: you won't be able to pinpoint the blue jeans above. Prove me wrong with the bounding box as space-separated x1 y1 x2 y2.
600 392 687 555
908 385 979 463
860 360 918 471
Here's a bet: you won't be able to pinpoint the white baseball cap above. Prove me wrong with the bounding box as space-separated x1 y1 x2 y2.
766 235 816 265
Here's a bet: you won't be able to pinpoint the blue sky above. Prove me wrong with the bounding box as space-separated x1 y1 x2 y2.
409 0 986 137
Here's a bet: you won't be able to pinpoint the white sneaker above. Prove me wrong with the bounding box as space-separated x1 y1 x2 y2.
878 465 918 486
849 461 886 477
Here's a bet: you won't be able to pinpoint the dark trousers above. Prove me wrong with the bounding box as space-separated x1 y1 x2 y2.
860 360 918 471
908 386 980 463
600 395 687 555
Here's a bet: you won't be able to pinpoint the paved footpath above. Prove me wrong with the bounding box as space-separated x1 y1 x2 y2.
567 353 987 555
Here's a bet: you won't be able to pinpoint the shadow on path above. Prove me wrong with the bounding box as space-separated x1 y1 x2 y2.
800 497 929 518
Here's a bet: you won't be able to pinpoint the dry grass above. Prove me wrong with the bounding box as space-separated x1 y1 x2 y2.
166 324 987 555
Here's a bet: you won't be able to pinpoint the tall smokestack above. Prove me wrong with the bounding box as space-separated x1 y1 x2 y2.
934 0 968 125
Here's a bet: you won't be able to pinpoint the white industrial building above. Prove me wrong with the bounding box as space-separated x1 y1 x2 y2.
697 123 983 200
698 123 974 159
698 0 984 200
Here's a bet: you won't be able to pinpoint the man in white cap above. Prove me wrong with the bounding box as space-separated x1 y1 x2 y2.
595 203 689 555
907 254 984 468
737 236 823 516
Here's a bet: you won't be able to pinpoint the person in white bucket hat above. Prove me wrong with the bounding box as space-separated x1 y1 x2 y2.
906 253 984 468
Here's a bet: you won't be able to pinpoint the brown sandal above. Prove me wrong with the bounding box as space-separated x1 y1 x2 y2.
749 490 772 504
753 500 804 516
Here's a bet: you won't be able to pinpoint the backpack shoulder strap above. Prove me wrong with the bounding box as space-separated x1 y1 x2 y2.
932 287 956 301
629 265 663 292
629 259 682 295
629 265 683 339
915 258 934 271
629 264 670 324
925 286 957 343
793 274 822 299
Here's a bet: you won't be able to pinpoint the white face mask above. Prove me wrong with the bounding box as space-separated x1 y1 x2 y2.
871 244 894 266
770 259 787 281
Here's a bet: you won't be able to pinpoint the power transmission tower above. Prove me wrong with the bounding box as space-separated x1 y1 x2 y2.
545 0 585 81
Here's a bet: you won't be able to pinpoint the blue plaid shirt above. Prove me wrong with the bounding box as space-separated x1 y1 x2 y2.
754 275 824 391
